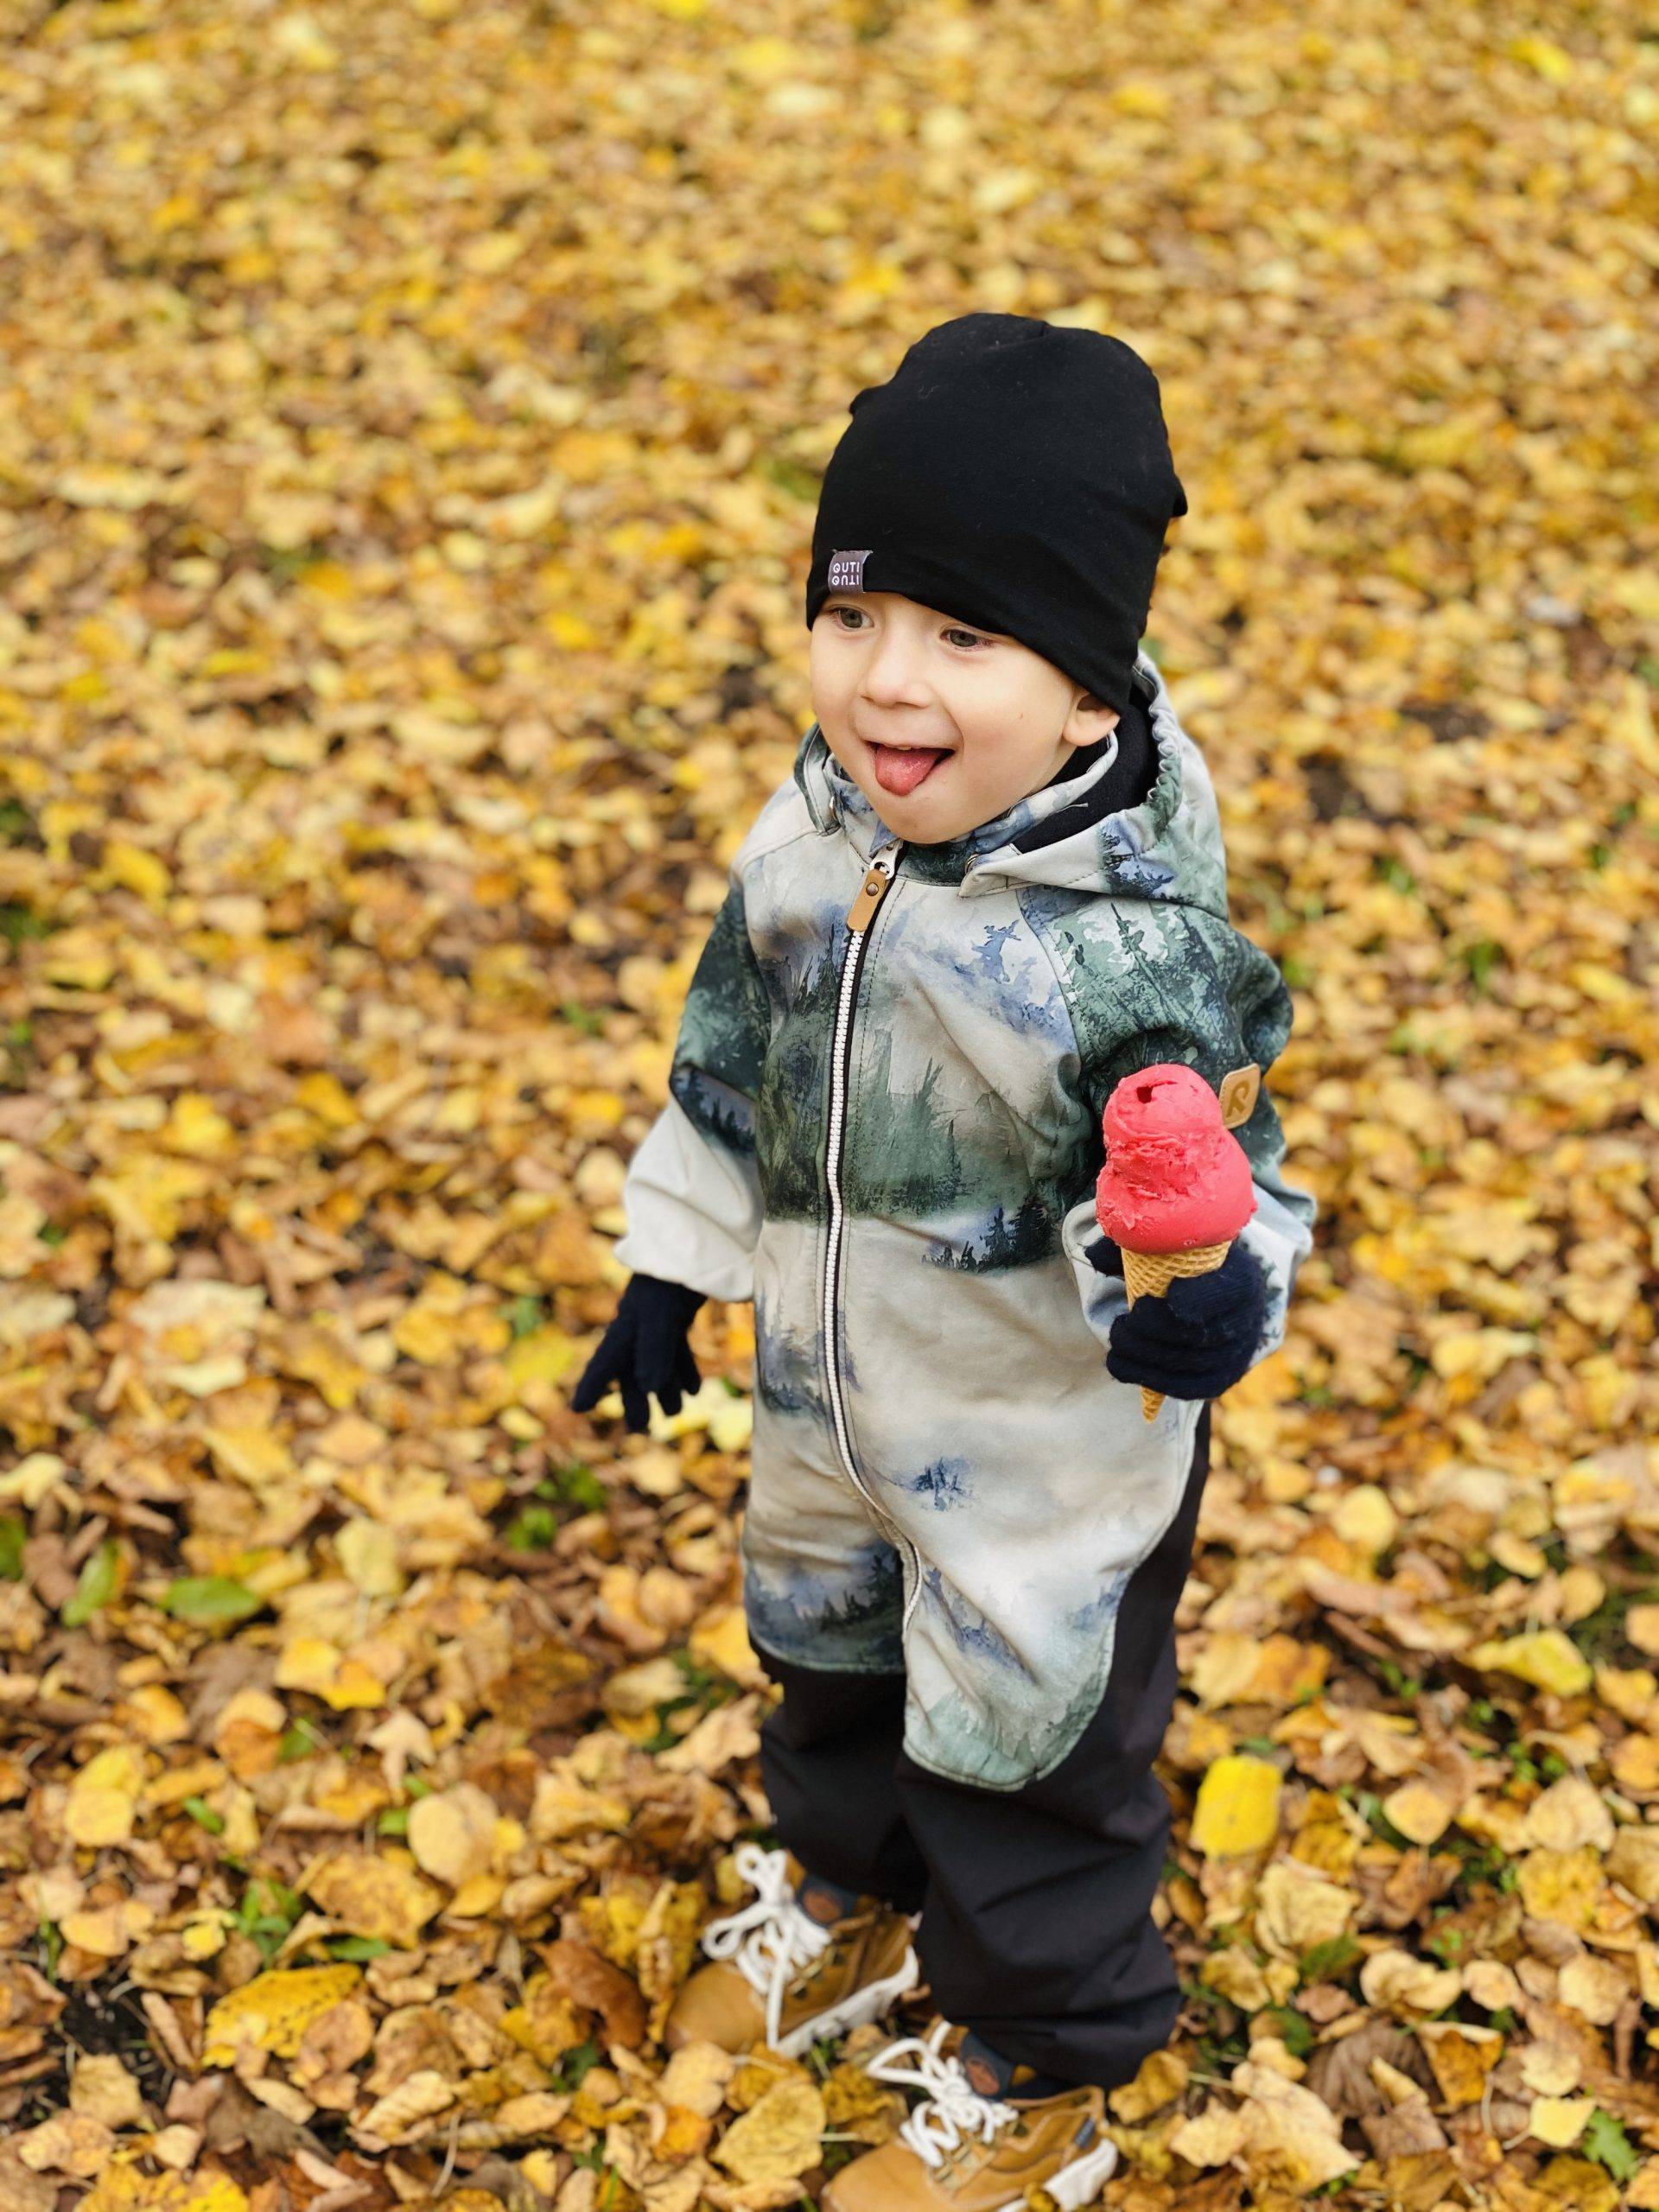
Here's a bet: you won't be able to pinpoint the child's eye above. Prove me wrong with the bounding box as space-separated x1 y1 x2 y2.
827 605 869 630
944 626 989 650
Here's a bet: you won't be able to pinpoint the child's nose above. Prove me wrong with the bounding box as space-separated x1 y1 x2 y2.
859 633 933 706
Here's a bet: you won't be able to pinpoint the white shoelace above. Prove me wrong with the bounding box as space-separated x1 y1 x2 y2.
867 2018 1019 2171
699 1842 834 2049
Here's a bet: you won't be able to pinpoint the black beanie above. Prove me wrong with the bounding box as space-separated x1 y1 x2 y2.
804 313 1187 718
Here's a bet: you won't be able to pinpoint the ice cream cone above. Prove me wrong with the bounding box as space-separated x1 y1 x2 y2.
1121 1239 1233 1421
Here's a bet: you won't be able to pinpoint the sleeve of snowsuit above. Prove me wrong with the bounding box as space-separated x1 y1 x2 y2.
1056 904 1319 1374
609 858 772 1304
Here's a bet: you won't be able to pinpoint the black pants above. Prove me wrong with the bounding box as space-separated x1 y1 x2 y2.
753 1400 1211 2093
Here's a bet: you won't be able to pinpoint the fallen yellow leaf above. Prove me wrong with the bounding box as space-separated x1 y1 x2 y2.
1468 1630 1592 1697
203 1965 362 2068
711 2076 826 2185
1190 1754 1282 1858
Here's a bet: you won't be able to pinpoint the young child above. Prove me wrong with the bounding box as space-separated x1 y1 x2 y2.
572 313 1318 2210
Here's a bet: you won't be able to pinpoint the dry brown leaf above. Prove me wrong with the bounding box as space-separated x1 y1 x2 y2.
407 1782 501 1886
542 1939 650 2049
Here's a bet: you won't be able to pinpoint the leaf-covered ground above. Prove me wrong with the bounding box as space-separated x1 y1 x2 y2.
0 0 1656 2207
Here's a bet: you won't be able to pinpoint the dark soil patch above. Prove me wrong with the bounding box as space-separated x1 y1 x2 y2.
15 1975 179 2128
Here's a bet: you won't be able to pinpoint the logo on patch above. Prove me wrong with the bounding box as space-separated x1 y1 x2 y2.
827 549 872 591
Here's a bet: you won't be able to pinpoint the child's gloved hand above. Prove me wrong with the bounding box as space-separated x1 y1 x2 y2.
1099 1239 1269 1402
569 1273 708 1433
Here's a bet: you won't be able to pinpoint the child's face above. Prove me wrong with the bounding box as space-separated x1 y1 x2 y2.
809 590 1121 844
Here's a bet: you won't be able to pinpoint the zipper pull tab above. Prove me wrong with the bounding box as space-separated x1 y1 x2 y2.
846 848 900 931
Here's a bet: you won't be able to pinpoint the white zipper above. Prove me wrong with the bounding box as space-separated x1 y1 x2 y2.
821 842 924 1625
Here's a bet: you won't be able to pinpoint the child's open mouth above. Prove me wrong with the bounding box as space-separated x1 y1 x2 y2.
869 742 952 798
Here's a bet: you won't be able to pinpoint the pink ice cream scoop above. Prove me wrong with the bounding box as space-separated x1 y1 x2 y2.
1094 1065 1258 1422
1094 1064 1256 1254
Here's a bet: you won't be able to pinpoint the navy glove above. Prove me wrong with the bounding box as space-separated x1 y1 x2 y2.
570 1272 708 1433
1089 1236 1270 1402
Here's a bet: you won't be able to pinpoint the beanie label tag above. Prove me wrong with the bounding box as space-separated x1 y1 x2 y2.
827 549 872 592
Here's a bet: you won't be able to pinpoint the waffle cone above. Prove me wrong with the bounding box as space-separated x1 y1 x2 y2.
1120 1239 1234 1422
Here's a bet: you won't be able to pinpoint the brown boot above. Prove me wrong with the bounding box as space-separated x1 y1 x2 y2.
821 2020 1117 2212
665 1843 918 2059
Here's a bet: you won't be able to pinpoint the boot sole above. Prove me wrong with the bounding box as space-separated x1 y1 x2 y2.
995 2135 1119 2211
773 1947 922 2059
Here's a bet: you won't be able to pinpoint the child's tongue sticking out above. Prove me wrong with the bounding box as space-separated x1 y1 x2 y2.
869 743 950 798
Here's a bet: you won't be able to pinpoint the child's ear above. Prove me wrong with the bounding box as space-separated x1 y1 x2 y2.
1061 691 1122 750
